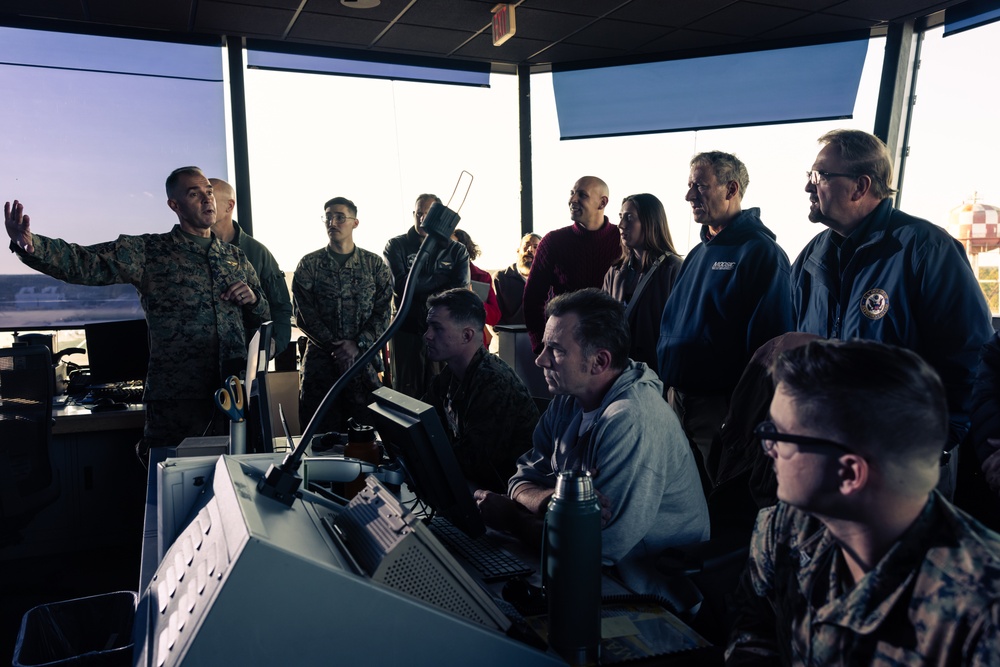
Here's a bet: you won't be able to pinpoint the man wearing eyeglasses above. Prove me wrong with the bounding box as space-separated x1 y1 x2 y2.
383 194 470 398
292 197 391 433
792 129 993 487
726 338 1000 666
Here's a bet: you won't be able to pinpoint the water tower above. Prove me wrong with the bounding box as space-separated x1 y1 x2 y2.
948 194 1000 312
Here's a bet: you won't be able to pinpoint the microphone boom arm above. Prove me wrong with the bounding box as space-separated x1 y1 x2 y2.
257 201 461 505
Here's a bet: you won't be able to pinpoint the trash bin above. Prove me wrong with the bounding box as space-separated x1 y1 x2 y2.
13 591 137 667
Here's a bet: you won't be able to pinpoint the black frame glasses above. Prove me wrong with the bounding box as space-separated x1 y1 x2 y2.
754 421 856 457
806 170 858 185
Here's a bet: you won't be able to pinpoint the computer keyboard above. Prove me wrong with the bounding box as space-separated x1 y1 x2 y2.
428 517 533 583
88 382 145 404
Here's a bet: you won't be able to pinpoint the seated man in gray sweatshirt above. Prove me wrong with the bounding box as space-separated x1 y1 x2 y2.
475 288 709 599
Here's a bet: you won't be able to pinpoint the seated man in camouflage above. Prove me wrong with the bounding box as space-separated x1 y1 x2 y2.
422 288 538 493
727 339 1000 665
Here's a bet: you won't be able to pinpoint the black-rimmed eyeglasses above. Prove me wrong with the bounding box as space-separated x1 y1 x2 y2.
754 420 856 457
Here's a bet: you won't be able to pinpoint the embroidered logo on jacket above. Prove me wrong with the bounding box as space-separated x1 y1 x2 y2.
711 261 736 270
860 288 890 320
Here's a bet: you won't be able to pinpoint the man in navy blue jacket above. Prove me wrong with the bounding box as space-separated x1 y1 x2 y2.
792 129 993 475
657 151 793 478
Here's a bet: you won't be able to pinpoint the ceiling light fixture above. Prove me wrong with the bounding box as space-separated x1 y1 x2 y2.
341 0 380 8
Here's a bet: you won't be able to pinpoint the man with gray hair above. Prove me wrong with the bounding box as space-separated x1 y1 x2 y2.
657 151 793 479
477 288 709 599
727 338 1000 665
792 129 993 468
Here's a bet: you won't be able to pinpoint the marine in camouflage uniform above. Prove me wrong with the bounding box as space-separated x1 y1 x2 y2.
726 339 1000 666
292 197 391 434
425 346 539 493
6 168 269 458
728 496 1000 666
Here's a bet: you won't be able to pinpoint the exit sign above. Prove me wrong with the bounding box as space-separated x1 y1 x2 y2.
492 4 516 46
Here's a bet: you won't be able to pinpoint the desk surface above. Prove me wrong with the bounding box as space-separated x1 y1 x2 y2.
52 402 145 435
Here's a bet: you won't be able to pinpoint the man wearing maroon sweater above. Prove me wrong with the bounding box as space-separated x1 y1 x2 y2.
523 176 622 354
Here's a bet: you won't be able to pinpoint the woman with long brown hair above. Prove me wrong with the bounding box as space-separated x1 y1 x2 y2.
603 193 682 370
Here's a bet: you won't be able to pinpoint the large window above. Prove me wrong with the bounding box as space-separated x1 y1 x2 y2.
243 69 520 275
901 21 1000 313
0 27 227 330
529 38 887 262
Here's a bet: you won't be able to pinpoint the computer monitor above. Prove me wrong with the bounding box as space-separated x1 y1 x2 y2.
367 386 485 538
245 321 274 450
83 318 149 385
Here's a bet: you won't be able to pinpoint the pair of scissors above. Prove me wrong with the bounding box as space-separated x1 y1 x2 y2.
215 375 245 423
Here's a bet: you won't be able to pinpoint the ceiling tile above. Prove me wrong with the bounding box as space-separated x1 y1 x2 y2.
287 12 387 45
609 0 734 27
529 41 627 65
504 7 595 41
686 2 811 37
756 11 874 40
519 0 630 19
198 1 295 38
830 0 953 22
399 0 493 33
750 0 842 11
1 0 88 22
641 28 746 54
565 19 672 53
453 32 553 63
376 22 476 54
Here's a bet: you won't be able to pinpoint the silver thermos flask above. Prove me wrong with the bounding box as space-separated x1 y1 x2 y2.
543 470 602 665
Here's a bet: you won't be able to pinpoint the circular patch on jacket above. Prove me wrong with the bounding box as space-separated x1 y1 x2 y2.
860 288 889 320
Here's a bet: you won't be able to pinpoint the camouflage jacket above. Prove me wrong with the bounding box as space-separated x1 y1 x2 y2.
727 493 1000 666
292 244 391 371
230 221 292 356
14 226 269 399
423 347 539 494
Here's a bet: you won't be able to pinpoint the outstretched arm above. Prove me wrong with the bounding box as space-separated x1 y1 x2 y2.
5 200 34 253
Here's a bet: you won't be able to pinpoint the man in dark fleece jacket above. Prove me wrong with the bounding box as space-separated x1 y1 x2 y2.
657 151 793 478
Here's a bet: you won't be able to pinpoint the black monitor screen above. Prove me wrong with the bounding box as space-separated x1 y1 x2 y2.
367 386 484 538
84 318 150 385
